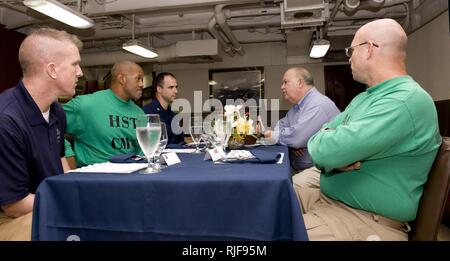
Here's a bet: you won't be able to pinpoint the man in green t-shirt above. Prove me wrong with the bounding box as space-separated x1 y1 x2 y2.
64 61 145 167
63 139 76 170
293 19 441 241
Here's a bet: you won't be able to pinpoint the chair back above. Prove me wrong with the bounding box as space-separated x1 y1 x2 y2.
410 137 450 241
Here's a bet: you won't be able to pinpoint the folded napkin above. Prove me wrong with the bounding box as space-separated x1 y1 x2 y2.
166 142 185 149
225 149 282 164
68 162 148 174
109 153 147 163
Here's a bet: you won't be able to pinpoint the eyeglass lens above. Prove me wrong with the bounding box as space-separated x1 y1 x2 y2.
345 47 353 58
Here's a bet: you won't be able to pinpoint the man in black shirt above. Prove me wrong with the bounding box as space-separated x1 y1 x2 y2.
143 72 184 144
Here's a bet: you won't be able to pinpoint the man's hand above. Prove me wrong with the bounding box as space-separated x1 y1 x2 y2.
292 148 305 157
256 122 268 138
336 161 361 172
255 122 262 137
263 130 272 139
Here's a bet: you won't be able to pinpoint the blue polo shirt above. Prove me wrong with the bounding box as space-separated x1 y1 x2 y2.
0 80 65 206
143 99 184 144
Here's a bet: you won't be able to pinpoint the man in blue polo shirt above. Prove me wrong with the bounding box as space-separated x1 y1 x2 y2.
143 72 185 144
257 67 340 172
0 28 83 240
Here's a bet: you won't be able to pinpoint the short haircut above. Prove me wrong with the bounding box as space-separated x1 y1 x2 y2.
294 67 314 86
110 60 141 85
151 72 176 99
18 27 82 76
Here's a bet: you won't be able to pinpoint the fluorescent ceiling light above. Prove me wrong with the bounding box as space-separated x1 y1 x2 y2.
309 39 330 59
24 0 93 29
123 40 159 58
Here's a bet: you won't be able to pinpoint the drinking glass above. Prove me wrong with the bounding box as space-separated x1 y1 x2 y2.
213 119 232 149
190 125 203 153
201 133 215 149
154 122 168 170
136 114 161 174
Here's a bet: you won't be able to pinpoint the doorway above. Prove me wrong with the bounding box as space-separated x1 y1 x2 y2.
324 64 366 111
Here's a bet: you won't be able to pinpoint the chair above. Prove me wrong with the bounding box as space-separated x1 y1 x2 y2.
409 137 450 241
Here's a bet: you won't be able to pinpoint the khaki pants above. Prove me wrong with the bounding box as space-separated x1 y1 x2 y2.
293 167 321 189
0 212 32 241
293 168 408 241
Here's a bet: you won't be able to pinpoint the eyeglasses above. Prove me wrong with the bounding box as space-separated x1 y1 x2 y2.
345 41 379 58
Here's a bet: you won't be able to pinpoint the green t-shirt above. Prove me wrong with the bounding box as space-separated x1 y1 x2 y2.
308 76 441 221
64 89 144 167
64 139 75 158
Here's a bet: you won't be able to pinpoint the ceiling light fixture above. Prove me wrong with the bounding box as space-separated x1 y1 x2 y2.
123 40 159 58
122 14 158 58
310 27 330 59
24 0 93 29
309 39 330 59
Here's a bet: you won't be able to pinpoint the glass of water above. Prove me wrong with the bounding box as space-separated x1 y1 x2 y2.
214 119 232 149
154 122 168 170
136 114 161 174
190 125 203 154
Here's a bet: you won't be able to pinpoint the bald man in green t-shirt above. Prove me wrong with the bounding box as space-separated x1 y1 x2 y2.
64 61 145 167
293 19 441 241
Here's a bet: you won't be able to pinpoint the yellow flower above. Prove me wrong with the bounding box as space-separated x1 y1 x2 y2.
235 118 255 134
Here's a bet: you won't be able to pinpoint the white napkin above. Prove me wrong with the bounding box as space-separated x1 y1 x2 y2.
163 148 197 154
67 162 147 174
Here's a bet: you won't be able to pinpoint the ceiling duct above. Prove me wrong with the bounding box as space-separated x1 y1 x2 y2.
81 39 221 66
280 0 330 29
343 0 386 13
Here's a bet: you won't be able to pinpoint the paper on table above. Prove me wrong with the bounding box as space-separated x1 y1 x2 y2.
163 148 197 154
277 153 284 164
225 150 255 160
214 152 284 164
67 162 148 174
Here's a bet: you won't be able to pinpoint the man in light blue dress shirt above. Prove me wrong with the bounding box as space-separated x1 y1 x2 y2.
259 67 340 172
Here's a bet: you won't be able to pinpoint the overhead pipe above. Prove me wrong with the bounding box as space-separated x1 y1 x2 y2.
341 0 413 13
323 0 344 38
367 0 385 8
334 5 408 20
207 15 235 56
343 0 361 12
214 4 245 56
343 0 385 12
338 0 410 10
400 2 410 31
327 11 409 33
77 3 281 46
332 0 410 13
383 0 411 8
326 0 410 34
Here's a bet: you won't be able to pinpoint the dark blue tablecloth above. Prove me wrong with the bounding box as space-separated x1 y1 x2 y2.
32 145 308 241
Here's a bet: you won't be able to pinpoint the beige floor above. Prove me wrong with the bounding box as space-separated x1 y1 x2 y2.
438 223 450 241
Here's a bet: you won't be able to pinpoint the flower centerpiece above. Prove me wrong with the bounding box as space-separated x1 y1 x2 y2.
224 105 256 149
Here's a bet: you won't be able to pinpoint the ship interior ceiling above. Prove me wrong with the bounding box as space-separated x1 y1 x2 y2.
0 0 447 67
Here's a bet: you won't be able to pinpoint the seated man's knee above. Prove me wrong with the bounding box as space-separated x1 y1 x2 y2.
0 212 32 241
293 167 321 190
